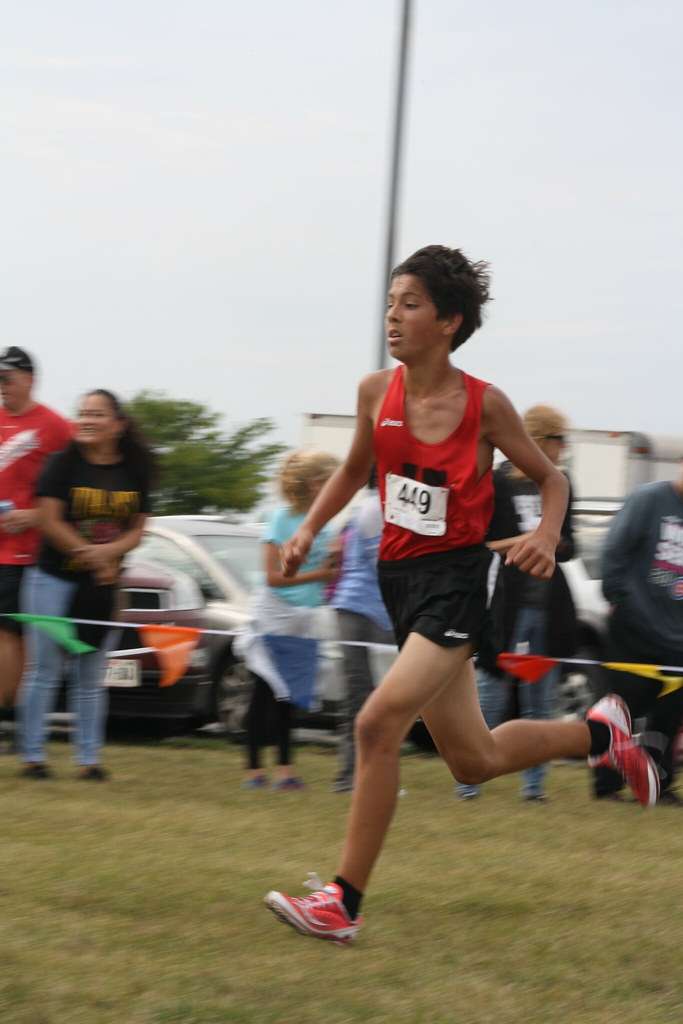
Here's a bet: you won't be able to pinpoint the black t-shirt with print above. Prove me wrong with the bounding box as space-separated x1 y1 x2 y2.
36 448 151 580
487 461 578 658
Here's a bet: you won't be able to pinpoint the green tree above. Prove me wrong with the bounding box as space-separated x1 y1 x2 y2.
126 390 287 516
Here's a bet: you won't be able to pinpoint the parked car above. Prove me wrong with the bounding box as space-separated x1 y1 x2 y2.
132 516 345 738
108 556 212 724
40 557 211 735
129 517 260 734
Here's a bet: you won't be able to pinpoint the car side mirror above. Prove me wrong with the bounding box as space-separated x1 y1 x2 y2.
199 579 223 601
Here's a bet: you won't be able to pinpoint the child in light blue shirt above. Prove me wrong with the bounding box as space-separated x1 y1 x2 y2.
240 449 339 791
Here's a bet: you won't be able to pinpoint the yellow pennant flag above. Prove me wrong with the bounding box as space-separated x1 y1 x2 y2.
603 662 683 697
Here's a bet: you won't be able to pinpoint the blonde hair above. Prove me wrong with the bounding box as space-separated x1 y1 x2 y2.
522 404 568 442
509 404 569 480
278 448 339 512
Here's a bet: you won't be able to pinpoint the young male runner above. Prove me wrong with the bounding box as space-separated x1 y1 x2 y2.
264 245 659 946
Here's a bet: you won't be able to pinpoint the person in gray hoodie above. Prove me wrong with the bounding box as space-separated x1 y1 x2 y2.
595 458 683 803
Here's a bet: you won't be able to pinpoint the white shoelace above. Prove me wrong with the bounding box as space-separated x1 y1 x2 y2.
302 871 326 893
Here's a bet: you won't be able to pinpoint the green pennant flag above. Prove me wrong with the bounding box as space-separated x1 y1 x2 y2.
7 614 97 654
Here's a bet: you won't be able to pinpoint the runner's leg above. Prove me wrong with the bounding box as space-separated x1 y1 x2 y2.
422 654 590 786
335 633 474 892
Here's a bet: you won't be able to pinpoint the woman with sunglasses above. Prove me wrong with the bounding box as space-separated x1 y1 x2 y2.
458 405 577 802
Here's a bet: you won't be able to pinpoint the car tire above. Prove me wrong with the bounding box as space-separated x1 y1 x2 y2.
213 653 254 740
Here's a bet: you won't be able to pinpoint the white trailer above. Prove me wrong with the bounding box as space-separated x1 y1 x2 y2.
301 415 682 502
566 429 683 500
300 413 356 462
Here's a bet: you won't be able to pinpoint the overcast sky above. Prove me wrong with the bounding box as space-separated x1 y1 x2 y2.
4 1 682 453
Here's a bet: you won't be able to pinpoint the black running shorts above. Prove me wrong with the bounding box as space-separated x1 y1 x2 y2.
378 544 503 667
0 564 25 636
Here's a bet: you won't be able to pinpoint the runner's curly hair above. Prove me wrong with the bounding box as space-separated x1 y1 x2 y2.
391 244 492 351
278 449 339 513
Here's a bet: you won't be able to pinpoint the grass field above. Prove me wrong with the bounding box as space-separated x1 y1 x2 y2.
2 734 682 1024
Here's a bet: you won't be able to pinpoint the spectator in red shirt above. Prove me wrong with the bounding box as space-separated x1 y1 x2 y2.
0 347 72 742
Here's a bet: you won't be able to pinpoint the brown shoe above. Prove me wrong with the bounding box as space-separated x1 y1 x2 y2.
20 763 51 779
78 766 109 781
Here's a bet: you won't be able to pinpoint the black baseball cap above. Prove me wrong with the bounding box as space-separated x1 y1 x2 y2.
0 347 34 373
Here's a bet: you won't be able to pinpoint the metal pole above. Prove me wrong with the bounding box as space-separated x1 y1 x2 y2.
377 0 412 370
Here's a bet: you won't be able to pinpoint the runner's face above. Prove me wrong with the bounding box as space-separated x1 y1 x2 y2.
76 394 125 452
385 275 460 362
0 371 33 414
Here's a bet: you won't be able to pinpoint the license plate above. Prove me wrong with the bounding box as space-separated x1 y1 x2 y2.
104 659 141 688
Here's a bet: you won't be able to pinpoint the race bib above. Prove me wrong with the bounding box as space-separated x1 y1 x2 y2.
384 472 449 536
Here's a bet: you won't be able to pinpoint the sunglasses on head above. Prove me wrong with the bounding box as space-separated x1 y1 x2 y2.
544 433 566 442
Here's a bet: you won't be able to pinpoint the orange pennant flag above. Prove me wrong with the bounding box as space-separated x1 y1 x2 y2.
138 625 201 688
496 652 561 683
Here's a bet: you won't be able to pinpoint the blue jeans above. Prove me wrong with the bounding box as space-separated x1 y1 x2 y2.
334 609 395 787
458 606 558 799
457 667 509 799
18 567 116 766
510 606 558 798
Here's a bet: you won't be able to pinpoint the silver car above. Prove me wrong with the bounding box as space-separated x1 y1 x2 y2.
135 516 344 738
135 517 261 735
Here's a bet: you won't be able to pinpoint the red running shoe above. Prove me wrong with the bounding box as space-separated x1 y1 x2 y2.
587 694 659 807
264 873 363 946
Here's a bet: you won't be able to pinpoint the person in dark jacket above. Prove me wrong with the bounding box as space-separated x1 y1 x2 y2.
594 459 683 804
458 404 577 801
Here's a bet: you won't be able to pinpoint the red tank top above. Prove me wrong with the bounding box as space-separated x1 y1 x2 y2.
374 366 493 560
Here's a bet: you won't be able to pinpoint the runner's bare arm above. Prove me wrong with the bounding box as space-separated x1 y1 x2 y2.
37 497 93 557
265 541 337 588
280 372 389 577
37 498 147 561
486 534 531 555
481 386 568 578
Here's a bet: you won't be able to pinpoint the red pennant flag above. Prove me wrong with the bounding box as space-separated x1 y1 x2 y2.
138 625 201 688
496 652 560 683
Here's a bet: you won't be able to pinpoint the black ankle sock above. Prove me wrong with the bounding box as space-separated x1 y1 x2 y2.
333 876 363 920
587 720 611 757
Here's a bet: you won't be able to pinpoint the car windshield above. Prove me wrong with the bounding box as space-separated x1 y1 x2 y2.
193 534 262 592
573 513 615 579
